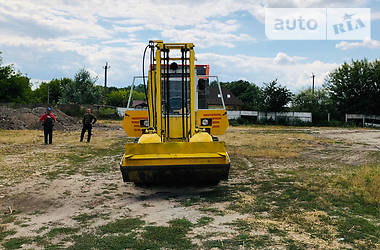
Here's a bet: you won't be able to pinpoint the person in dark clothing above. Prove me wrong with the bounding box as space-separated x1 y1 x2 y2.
39 107 56 144
80 108 97 142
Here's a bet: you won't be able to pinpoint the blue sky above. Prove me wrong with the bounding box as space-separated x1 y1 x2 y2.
0 0 379 92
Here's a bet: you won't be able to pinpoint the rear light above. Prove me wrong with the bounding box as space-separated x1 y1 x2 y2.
140 120 149 127
201 118 212 126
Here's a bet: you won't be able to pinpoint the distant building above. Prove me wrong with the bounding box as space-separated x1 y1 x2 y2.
207 86 243 111
131 100 147 109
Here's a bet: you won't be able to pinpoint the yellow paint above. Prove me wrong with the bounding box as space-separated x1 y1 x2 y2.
197 109 229 135
138 133 161 143
189 48 196 137
122 110 148 137
122 141 229 167
166 116 190 138
120 41 230 183
189 132 212 142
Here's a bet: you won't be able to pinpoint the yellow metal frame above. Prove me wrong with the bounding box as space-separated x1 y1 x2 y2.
197 109 229 135
122 41 229 138
154 41 196 140
120 41 230 184
122 141 229 167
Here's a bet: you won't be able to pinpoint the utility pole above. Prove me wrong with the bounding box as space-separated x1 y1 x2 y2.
311 73 315 95
103 62 110 99
47 83 50 105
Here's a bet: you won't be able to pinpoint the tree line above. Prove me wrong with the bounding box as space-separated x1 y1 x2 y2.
1 50 379 122
0 52 146 106
220 58 380 122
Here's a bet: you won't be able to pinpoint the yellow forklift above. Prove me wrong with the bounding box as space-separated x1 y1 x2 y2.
120 41 230 185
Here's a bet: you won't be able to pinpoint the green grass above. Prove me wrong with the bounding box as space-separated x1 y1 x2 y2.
203 234 271 249
194 128 379 248
141 218 194 249
40 136 128 180
2 237 32 250
98 217 144 234
72 213 99 224
1 125 379 249
0 214 16 224
199 185 237 203
46 227 80 238
7 218 145 249
35 226 49 234
346 164 380 206
179 196 200 207
0 229 16 242
221 156 379 248
336 214 379 246
0 214 17 242
68 218 194 250
196 216 214 226
198 207 226 216
3 226 82 249
268 226 287 237
70 232 163 250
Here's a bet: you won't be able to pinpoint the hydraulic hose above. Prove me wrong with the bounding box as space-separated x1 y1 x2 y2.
142 45 151 127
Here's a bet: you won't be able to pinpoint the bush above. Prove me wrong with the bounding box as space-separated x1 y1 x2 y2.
96 107 119 120
57 104 81 117
228 117 255 126
228 119 239 126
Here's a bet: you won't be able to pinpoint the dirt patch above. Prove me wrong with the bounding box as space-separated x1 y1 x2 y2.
0 106 79 131
316 128 380 150
0 125 379 249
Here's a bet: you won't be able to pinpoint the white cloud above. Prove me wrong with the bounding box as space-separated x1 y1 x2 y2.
0 2 111 39
30 79 49 90
259 0 367 8
112 26 144 33
273 52 306 64
0 35 99 55
0 0 259 86
161 28 254 49
197 52 338 90
0 0 369 89
335 39 380 50
245 0 368 22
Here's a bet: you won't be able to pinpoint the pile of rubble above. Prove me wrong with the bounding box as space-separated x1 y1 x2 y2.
0 106 80 131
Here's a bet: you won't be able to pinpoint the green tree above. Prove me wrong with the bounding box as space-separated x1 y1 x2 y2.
134 84 147 94
106 88 146 107
261 80 292 112
220 80 262 110
292 88 332 123
106 89 129 107
325 59 380 115
59 69 102 104
33 78 68 104
0 52 33 103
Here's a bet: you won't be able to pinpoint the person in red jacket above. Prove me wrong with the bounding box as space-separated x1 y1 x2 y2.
39 107 56 144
